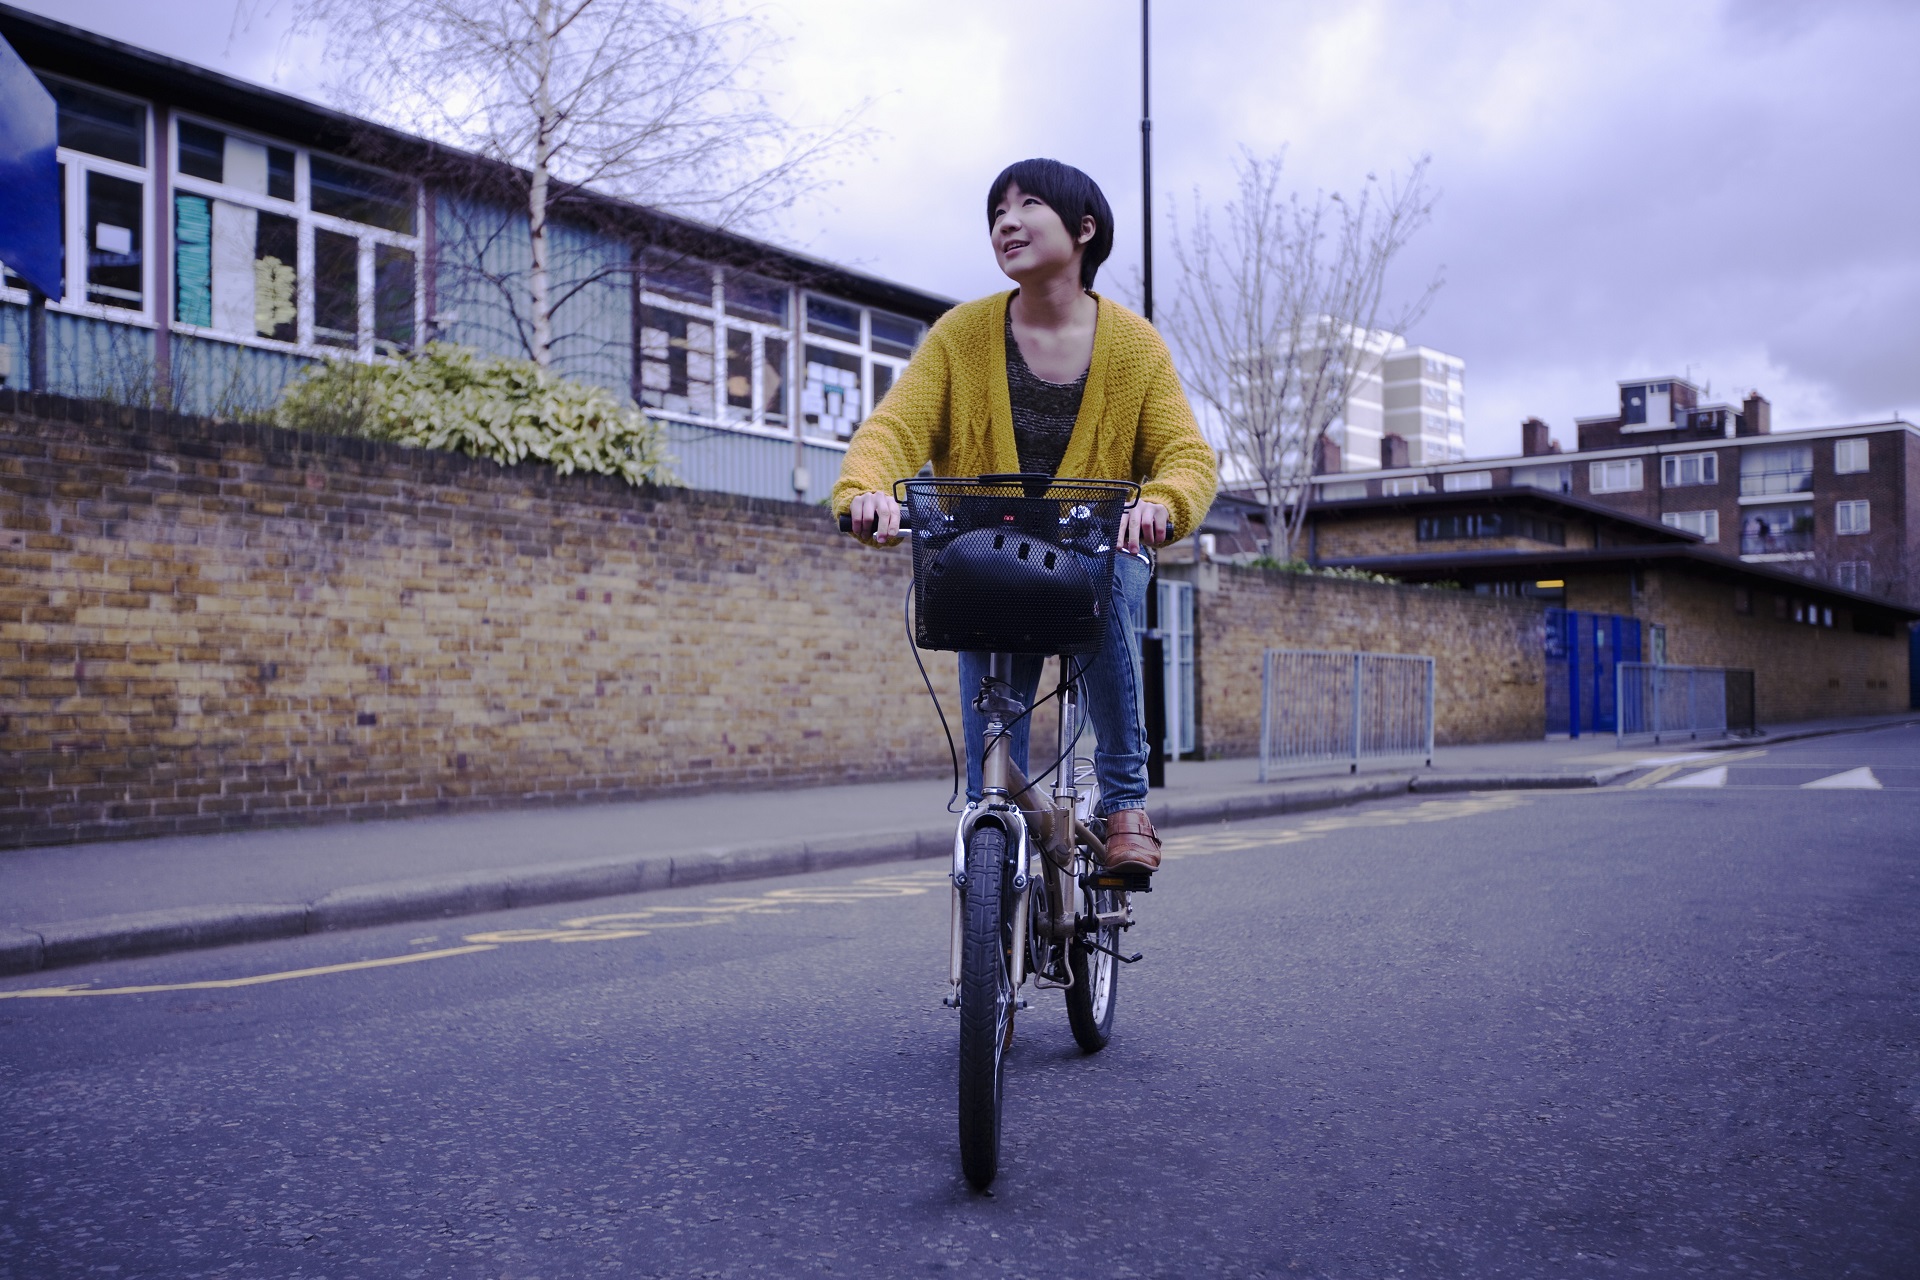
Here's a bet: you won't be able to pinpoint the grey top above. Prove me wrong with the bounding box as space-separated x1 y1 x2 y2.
1005 313 1088 478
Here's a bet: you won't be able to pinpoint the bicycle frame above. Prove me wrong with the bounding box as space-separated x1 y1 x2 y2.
947 652 1105 1000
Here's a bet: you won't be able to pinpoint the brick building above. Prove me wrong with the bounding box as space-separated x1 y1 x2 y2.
1312 375 1919 608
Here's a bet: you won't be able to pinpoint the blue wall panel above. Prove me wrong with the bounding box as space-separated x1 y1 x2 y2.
660 422 847 505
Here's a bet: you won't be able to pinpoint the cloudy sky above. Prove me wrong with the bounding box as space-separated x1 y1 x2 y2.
21 0 1920 457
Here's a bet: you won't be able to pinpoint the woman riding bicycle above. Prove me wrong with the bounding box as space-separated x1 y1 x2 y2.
834 158 1217 875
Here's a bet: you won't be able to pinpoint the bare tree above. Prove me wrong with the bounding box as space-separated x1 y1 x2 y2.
256 0 858 366
1160 151 1440 562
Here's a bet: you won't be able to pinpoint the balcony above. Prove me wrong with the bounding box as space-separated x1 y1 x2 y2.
1738 503 1813 557
1738 445 1813 498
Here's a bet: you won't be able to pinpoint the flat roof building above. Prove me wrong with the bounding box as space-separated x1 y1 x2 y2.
0 3 954 506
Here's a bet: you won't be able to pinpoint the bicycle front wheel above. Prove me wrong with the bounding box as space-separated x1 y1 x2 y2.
957 823 1013 1189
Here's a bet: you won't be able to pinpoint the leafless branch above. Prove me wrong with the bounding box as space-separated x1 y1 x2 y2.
1158 151 1441 561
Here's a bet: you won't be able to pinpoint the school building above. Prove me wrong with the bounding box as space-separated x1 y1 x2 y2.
0 3 953 507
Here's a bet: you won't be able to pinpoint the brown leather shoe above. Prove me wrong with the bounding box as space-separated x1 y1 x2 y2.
1100 809 1161 873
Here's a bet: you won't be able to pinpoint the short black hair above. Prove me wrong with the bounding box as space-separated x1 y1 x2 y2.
985 158 1115 291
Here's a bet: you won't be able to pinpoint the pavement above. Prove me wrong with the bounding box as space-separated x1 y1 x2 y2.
3 709 1915 976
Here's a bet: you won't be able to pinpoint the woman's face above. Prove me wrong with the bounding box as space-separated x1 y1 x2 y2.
991 182 1092 284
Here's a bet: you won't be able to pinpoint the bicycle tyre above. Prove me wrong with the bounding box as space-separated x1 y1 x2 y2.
957 824 1013 1189
1065 883 1120 1052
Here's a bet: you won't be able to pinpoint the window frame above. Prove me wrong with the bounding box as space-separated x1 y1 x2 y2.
1834 438 1870 474
167 110 424 360
1660 509 1720 543
1835 499 1871 536
1589 457 1644 493
1660 451 1718 488
4 75 160 326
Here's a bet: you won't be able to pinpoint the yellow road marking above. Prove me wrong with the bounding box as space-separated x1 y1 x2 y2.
0 944 498 1000
0 800 1523 1003
1624 748 1767 790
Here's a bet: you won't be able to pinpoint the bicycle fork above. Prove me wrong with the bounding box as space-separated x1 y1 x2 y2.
948 654 1088 1002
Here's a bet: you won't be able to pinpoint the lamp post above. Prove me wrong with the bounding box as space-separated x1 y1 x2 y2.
1140 0 1153 324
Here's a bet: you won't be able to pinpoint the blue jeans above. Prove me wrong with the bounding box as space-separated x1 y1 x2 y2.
959 552 1151 813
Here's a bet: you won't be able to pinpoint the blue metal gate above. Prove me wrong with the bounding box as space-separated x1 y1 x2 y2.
1545 609 1643 738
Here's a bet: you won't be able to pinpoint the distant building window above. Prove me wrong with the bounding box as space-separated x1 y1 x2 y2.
1660 452 1718 487
723 271 789 326
1442 471 1492 492
805 295 863 344
868 310 923 359
1739 444 1813 497
1589 458 1643 493
1740 503 1813 556
167 114 418 356
1836 561 1871 593
1382 477 1432 496
1319 481 1368 501
1836 499 1870 535
802 346 863 440
1511 463 1571 494
637 305 716 417
51 78 145 165
1661 510 1719 543
1834 438 1869 474
1417 513 1565 545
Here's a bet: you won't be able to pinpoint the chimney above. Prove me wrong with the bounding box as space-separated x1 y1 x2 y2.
1314 434 1343 475
1739 391 1771 436
1381 433 1410 470
1521 417 1554 456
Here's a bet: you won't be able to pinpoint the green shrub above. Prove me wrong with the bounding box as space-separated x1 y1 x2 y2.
275 344 675 487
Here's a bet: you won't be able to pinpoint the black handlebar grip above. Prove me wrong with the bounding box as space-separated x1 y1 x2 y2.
837 513 913 534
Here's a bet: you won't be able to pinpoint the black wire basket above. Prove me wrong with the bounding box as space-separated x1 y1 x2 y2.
900 474 1137 655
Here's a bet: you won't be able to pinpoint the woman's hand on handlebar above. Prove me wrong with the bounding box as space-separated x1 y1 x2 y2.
1119 499 1170 553
849 490 904 543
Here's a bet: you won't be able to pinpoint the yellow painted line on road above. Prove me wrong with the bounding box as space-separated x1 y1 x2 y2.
0 799 1530 1003
1624 748 1767 790
0 876 942 1001
0 944 499 1000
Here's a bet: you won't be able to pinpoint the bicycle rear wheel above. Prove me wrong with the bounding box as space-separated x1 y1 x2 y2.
1066 881 1121 1052
957 824 1013 1189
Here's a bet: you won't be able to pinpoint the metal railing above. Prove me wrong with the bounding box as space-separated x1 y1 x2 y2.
1614 663 1758 747
1259 649 1436 780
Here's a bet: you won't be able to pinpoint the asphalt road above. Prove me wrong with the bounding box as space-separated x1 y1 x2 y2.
3 727 1917 1278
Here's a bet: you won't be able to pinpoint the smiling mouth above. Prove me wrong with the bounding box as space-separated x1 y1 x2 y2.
1001 240 1029 254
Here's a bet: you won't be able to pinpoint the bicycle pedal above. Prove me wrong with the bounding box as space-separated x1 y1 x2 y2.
1082 867 1154 893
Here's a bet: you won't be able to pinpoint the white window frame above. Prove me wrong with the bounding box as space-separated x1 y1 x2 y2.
1836 561 1871 593
1660 451 1718 487
1836 499 1870 535
168 111 425 361
1442 470 1492 492
1661 509 1720 543
1589 457 1644 493
1834 438 1869 474
1382 476 1432 496
5 77 161 327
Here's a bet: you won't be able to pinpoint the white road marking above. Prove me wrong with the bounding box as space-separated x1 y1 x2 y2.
1635 752 1720 766
1661 765 1728 788
1802 767 1882 790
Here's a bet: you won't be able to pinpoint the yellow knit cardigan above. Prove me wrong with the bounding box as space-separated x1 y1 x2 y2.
829 292 1218 543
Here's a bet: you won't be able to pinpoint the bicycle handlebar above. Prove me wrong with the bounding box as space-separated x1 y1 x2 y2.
838 513 915 534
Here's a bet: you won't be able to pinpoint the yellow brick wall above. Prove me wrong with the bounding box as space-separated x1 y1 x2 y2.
1620 571 1905 723
1174 564 1546 756
1 405 958 848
